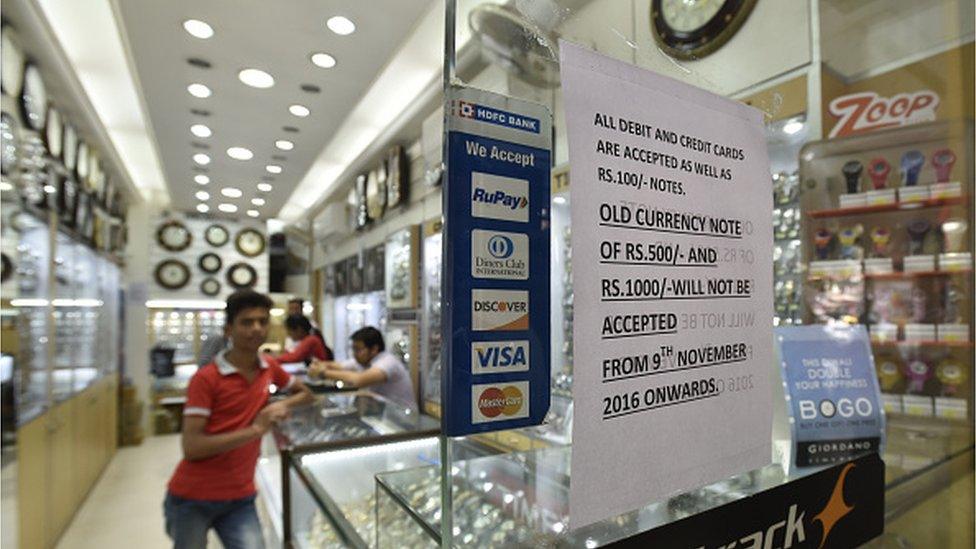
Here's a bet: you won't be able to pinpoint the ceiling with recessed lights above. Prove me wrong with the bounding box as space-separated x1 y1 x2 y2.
116 0 433 219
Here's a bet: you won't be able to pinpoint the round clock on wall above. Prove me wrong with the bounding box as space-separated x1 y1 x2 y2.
226 262 257 289
234 228 265 257
20 64 47 132
155 260 191 290
44 105 63 159
198 252 222 274
200 277 221 296
204 223 230 247
650 0 757 61
157 220 192 252
1 27 25 98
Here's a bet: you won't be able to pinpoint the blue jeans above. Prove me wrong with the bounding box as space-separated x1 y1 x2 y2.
164 492 265 549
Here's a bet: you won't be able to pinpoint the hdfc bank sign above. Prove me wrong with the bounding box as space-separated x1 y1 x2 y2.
472 381 529 423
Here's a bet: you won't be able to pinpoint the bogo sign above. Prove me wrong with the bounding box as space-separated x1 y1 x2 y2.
828 90 940 138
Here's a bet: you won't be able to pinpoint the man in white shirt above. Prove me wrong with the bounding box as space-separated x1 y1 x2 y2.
308 326 416 409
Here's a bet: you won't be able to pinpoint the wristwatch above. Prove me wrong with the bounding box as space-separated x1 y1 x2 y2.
841 160 863 194
900 150 925 186
869 227 891 258
814 228 833 260
903 360 932 394
906 219 930 255
935 361 965 397
867 158 890 189
931 148 956 183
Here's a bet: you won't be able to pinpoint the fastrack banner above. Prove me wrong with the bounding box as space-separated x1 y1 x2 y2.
561 41 775 528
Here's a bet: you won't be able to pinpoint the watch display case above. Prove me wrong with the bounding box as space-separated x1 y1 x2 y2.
799 119 974 421
385 226 419 310
363 244 385 293
419 221 442 414
147 309 225 366
254 392 440 546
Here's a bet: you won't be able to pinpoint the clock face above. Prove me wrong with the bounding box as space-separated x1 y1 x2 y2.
1 28 25 98
200 277 221 296
63 124 78 170
205 224 229 247
651 0 757 60
226 262 257 289
366 167 386 221
157 220 192 252
76 141 90 182
235 228 265 257
198 252 222 274
21 64 48 132
155 260 191 290
45 106 63 159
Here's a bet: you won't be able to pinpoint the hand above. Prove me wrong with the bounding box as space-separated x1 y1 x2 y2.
251 408 276 435
263 401 290 422
308 360 327 379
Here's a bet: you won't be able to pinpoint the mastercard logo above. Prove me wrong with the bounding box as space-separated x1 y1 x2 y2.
477 386 524 418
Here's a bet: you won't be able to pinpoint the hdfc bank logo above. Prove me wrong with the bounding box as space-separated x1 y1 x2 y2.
459 100 475 118
472 381 529 423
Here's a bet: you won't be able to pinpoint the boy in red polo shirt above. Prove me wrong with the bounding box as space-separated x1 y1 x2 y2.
165 290 313 549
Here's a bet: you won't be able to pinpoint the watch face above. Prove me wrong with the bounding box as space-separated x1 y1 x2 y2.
1 28 25 97
45 105 63 159
20 64 47 132
234 228 265 257
157 220 192 252
198 252 222 273
651 0 758 60
155 259 191 290
76 141 90 182
0 112 19 176
204 224 230 247
226 262 257 289
62 124 78 170
200 277 221 296
366 167 386 221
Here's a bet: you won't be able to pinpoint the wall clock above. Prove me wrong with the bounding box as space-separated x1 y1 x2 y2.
157 220 192 252
155 259 190 290
366 167 386 221
200 277 221 296
650 0 757 61
198 252 222 274
62 124 78 171
235 228 265 257
226 262 257 289
1 27 25 98
44 105 63 159
205 223 229 247
20 64 47 132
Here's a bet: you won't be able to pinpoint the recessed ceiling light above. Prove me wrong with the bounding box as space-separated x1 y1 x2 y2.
195 174 210 184
221 187 243 198
183 19 214 39
265 164 282 174
257 183 273 192
326 16 356 35
193 153 211 165
218 203 238 213
196 203 210 213
187 83 212 98
190 124 212 138
226 146 254 160
251 197 266 206
246 209 260 218
288 104 310 117
195 190 210 200
310 52 336 68
43 185 57 194
238 68 275 89
275 140 294 151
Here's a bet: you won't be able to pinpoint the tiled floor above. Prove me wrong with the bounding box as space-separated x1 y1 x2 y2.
57 434 182 549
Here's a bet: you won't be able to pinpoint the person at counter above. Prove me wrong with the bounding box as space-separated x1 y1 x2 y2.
272 315 333 365
309 326 416 409
165 290 314 549
282 297 310 352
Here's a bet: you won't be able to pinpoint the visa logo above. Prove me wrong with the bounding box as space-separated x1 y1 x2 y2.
471 340 530 374
472 188 527 210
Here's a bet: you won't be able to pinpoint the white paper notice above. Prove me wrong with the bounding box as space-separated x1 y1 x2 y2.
561 41 774 528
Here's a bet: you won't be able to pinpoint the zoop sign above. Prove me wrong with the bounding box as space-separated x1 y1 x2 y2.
828 90 940 138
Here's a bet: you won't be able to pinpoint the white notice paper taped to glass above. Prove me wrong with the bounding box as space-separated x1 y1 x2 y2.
561 41 774 528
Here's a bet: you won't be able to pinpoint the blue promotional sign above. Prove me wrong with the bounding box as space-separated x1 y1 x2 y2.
442 86 551 436
775 325 885 467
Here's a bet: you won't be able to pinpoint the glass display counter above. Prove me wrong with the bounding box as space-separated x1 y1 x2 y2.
255 391 440 545
374 419 973 547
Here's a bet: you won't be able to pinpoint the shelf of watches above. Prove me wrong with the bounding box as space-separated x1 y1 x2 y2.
808 192 967 219
807 258 972 281
869 321 971 346
880 393 969 422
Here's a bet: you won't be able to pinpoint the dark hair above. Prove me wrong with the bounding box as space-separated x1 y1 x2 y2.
225 290 273 325
287 298 305 307
285 314 313 333
351 326 384 352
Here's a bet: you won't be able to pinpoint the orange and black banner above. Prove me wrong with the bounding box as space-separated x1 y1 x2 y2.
611 453 884 548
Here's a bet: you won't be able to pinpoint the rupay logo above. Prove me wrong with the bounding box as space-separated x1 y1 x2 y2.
471 172 529 223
